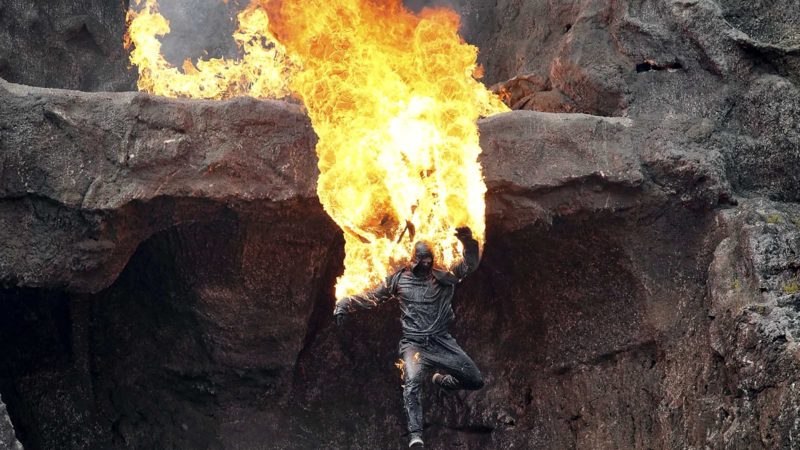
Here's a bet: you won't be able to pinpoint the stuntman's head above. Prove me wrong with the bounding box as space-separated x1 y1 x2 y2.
412 241 434 276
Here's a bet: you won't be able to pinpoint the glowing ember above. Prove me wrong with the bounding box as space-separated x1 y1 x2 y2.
124 0 508 301
396 359 405 380
396 352 421 380
125 0 293 99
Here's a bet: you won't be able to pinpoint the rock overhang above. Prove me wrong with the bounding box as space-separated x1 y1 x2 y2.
0 77 733 293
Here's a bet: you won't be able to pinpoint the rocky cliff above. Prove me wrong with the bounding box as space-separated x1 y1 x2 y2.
1 0 799 449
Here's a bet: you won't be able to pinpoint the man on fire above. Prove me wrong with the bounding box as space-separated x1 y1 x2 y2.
334 226 484 449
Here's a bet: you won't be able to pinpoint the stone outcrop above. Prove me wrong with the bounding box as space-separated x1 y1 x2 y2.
702 199 800 448
472 0 800 204
0 395 22 450
0 0 259 92
0 0 798 449
0 79 316 293
0 0 134 91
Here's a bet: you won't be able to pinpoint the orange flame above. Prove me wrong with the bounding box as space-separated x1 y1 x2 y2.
396 358 405 380
396 352 421 380
267 0 508 299
125 0 293 99
124 0 508 300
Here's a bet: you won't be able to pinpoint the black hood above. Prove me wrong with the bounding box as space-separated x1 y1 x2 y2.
411 241 434 274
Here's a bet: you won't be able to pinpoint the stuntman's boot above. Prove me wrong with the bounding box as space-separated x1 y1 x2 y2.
432 372 457 394
409 431 424 448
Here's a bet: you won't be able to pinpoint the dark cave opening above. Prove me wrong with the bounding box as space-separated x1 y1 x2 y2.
0 204 716 449
0 200 344 450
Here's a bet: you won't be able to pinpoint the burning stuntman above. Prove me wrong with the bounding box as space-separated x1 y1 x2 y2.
333 227 484 449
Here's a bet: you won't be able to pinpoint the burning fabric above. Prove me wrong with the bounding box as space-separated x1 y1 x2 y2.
334 229 486 447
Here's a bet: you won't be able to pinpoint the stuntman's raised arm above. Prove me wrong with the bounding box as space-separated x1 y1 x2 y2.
333 272 398 316
451 227 480 281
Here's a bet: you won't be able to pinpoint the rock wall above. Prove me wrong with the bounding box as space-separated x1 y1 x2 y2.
0 0 133 91
0 395 22 450
0 0 257 92
0 0 799 449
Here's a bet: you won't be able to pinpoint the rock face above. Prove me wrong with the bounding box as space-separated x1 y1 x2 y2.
0 0 257 92
0 79 316 293
0 0 799 449
0 0 134 91
0 395 22 450
467 0 800 204
702 199 800 449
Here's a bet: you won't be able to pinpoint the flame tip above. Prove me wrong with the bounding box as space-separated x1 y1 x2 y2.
127 0 500 296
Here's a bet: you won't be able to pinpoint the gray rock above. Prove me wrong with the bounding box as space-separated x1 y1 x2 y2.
0 0 134 91
703 198 800 449
0 76 735 449
0 395 22 450
0 78 317 293
0 0 798 449
477 0 800 201
0 0 255 92
1 77 732 292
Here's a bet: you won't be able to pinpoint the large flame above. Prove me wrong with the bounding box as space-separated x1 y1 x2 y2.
124 0 508 300
265 0 507 298
125 0 293 99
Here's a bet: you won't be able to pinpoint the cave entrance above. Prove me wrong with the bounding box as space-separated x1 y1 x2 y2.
0 205 714 449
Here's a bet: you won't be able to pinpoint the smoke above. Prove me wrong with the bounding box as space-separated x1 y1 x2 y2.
402 0 460 13
132 0 483 73
401 0 481 50
143 0 249 66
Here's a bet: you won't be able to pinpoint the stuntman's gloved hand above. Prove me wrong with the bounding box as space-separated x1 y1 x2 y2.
455 226 473 241
334 312 347 328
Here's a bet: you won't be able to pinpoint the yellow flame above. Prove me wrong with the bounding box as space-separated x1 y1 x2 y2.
125 0 293 99
396 352 421 380
124 0 508 300
395 358 405 380
267 0 508 299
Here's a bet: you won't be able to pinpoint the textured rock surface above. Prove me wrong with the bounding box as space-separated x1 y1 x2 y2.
0 0 256 92
471 0 800 203
0 0 134 91
0 78 316 293
0 0 799 449
0 395 22 450
702 199 800 448
0 76 757 449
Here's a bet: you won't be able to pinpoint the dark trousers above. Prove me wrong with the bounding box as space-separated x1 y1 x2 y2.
399 333 484 434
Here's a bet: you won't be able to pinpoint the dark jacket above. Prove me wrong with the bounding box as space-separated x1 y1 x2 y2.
334 236 480 337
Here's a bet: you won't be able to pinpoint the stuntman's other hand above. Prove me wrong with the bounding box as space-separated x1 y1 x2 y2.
334 312 347 328
455 226 473 241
